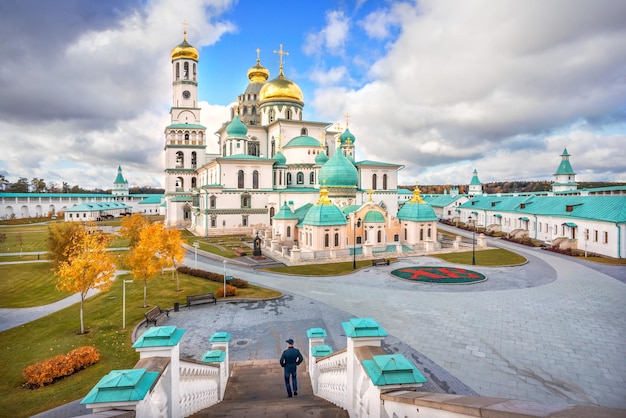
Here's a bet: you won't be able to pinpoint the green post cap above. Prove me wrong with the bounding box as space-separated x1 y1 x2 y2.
210 331 231 343
81 368 159 404
132 326 186 348
342 318 388 338
201 350 226 363
362 354 427 386
306 328 327 338
311 345 334 357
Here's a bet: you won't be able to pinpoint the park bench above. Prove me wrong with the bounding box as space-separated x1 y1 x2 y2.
234 248 247 256
186 292 217 309
371 258 390 266
144 305 169 327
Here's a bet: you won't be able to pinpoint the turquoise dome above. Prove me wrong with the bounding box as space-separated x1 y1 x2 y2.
363 210 385 223
226 116 248 138
273 202 298 220
315 150 328 165
273 150 286 165
318 148 357 187
397 187 438 222
340 128 355 145
284 135 320 148
303 189 347 226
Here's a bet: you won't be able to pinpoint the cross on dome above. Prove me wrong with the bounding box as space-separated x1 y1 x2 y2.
273 44 289 75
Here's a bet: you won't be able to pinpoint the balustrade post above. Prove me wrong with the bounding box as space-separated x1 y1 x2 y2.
307 328 331 394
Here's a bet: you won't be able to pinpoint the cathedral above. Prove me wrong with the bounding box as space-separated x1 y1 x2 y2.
163 33 440 258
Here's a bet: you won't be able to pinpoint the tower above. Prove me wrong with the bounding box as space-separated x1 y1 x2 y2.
112 165 129 196
164 28 207 226
552 148 578 192
468 169 483 197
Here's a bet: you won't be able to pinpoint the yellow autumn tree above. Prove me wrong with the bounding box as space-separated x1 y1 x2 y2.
55 227 116 334
119 213 149 248
160 228 187 291
126 222 164 307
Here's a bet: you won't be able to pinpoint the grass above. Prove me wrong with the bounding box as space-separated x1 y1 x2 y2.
0 271 280 418
264 259 381 275
182 231 251 259
0 263 73 308
0 224 51 253
432 248 527 266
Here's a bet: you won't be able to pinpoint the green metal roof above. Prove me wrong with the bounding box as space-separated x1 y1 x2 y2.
284 135 320 148
225 116 248 138
355 160 402 168
273 202 299 220
81 368 159 404
421 194 466 208
114 166 127 185
469 169 481 185
363 210 385 223
319 148 358 187
397 200 438 222
166 123 206 130
306 328 328 338
220 154 271 161
311 345 334 357
65 202 131 212
138 195 163 204
303 201 347 226
132 326 186 348
201 350 226 362
170 196 192 202
340 127 356 145
554 148 576 175
362 354 427 386
342 318 388 338
315 150 329 165
209 331 232 342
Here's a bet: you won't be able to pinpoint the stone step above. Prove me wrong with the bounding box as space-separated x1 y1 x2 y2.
190 360 349 418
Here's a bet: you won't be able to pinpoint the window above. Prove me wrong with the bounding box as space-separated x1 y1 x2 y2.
377 230 382 243
594 230 598 242
238 170 244 189
286 109 292 120
324 233 329 248
271 140 275 157
269 206 275 225
297 172 304 184
183 62 189 79
287 226 291 238
603 231 608 244
310 172 315 184
175 151 184 168
269 109 275 123
241 194 251 208
191 151 197 168
394 234 399 242
191 177 197 188
356 236 362 244
372 174 377 190
253 170 259 189
334 233 339 247
242 216 248 227
584 229 589 240
383 174 388 190
428 228 432 238
404 228 407 240
176 177 184 191
185 133 189 142
420 229 424 241
287 173 292 185
175 62 180 80
301 128 308 135
210 195 216 209
193 63 196 81
211 216 216 227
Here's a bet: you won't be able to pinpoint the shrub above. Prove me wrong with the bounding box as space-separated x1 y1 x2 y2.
177 266 249 288
216 285 237 298
22 346 100 389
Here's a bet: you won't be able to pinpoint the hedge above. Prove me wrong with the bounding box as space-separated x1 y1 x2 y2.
177 266 249 288
22 346 100 389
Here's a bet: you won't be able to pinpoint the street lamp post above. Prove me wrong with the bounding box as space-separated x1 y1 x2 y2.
193 241 199 269
223 260 227 298
122 279 133 330
353 217 361 269
469 216 476 265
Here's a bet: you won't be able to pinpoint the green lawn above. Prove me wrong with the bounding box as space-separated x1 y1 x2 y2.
0 224 50 253
182 231 251 259
0 263 73 307
432 248 527 266
0 271 280 418
264 259 382 275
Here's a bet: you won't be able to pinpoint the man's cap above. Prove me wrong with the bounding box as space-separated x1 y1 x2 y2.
286 338 294 344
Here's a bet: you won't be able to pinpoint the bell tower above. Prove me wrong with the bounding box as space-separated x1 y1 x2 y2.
164 25 206 226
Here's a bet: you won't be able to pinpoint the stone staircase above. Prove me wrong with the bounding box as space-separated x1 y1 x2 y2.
190 359 349 418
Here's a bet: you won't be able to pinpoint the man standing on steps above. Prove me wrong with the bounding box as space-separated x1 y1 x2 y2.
280 338 303 397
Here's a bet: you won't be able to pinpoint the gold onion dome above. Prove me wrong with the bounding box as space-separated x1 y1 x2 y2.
171 31 199 61
247 58 270 83
259 68 303 103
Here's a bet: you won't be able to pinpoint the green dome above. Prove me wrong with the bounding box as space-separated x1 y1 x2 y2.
397 187 438 222
315 150 328 165
319 148 358 187
363 210 385 223
273 150 286 165
226 116 248 138
284 135 320 148
273 202 298 220
340 128 355 146
303 189 347 226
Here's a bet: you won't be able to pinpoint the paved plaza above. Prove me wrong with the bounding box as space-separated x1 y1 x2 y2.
180 231 626 409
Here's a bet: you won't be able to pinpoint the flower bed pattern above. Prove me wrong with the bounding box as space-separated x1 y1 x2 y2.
391 266 486 284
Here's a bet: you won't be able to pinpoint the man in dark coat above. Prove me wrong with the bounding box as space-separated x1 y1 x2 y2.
279 338 303 397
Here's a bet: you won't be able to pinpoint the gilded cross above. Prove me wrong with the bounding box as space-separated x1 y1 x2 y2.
273 44 289 68
368 189 373 202
182 20 188 34
344 111 351 127
256 48 261 60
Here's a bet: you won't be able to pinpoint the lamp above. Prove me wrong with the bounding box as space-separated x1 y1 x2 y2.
353 217 361 269
468 215 476 265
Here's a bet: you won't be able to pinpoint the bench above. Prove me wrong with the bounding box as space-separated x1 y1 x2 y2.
234 248 247 256
186 293 217 309
144 305 169 327
372 258 390 266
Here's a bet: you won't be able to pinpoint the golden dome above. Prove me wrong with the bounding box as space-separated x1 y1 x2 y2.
259 68 303 103
247 58 270 83
171 32 199 61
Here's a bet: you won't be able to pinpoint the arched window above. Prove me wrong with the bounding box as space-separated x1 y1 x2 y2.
287 173 292 185
238 170 244 189
377 230 382 243
287 226 291 238
183 62 189 79
310 172 315 184
175 151 184 168
297 172 304 184
269 206 275 225
175 62 180 80
324 234 329 248
383 174 388 190
301 127 308 135
193 63 196 81
372 174 377 190
269 109 275 123
252 170 259 189
271 140 276 156
334 233 339 247
191 151 197 168
210 195 216 209
184 133 189 142
286 109 292 120
176 177 184 191
191 177 197 188
420 229 424 241
404 228 407 240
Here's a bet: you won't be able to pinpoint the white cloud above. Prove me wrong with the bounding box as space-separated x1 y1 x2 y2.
304 10 350 56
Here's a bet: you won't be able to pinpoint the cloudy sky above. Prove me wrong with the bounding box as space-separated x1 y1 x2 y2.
1 0 625 190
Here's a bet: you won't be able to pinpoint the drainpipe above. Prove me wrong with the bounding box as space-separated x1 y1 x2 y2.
617 222 624 259
204 190 208 237
533 214 538 239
